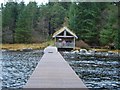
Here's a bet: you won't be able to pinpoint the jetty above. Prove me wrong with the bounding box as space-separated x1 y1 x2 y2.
24 46 88 89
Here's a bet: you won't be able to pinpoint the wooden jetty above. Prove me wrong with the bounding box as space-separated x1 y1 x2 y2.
24 46 88 89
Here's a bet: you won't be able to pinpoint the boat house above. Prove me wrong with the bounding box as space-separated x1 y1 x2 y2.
52 27 78 49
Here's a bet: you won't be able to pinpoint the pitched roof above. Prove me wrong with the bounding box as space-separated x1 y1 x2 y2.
52 27 78 39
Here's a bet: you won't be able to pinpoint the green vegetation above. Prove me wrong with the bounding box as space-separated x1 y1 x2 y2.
1 1 119 49
15 2 38 43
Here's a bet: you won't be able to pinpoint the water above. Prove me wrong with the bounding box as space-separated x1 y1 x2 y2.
1 50 120 89
2 50 43 89
61 52 120 89
0 50 2 90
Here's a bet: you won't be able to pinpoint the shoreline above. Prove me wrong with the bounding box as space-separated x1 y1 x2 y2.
1 41 54 51
1 44 120 53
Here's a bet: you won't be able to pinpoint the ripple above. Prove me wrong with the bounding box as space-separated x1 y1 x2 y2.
61 52 120 89
2 50 120 89
2 50 43 88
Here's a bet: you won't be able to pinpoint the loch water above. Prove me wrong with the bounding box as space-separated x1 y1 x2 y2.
61 51 120 90
2 50 43 89
1 50 120 89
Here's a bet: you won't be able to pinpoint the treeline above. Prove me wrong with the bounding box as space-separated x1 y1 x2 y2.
1 1 119 49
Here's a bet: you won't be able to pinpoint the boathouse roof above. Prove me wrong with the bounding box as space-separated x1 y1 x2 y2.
52 27 78 39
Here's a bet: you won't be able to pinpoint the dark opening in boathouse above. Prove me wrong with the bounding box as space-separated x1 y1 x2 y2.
52 27 78 50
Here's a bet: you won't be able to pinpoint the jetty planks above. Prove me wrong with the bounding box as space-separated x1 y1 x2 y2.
24 46 88 89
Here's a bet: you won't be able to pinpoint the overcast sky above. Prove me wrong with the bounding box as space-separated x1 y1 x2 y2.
0 0 119 5
0 0 48 5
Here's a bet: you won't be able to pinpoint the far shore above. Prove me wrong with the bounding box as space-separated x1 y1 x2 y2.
0 43 120 53
1 41 54 51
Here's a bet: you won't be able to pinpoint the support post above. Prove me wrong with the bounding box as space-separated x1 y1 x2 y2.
55 38 56 46
73 37 75 49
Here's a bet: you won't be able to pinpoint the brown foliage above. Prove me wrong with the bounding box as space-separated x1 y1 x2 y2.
76 40 90 49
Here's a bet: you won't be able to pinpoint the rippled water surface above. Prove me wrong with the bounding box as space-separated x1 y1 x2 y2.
2 50 43 89
61 52 120 89
1 50 120 89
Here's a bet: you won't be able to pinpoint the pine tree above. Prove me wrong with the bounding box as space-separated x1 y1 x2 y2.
68 3 78 32
68 2 110 46
15 1 38 43
100 3 118 48
49 3 66 35
2 2 18 43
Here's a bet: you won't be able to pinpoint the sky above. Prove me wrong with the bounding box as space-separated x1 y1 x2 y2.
0 0 119 5
0 0 120 5
0 0 49 5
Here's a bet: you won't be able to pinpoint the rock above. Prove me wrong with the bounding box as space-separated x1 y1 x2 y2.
22 48 33 52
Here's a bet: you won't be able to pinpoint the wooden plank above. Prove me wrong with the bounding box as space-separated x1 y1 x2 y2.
24 46 88 89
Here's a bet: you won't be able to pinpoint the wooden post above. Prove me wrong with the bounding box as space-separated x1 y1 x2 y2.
74 37 75 49
64 30 66 36
55 38 56 46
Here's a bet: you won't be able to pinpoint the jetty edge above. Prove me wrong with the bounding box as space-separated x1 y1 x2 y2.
24 46 88 90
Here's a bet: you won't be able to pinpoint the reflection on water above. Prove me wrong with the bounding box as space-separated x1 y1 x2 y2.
61 52 120 89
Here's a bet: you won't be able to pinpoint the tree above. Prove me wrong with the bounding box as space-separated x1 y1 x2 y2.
118 2 120 49
15 1 38 43
0 8 2 44
68 2 111 46
68 3 78 33
1 1 118 47
100 3 118 48
2 2 18 43
48 3 66 35
33 4 50 42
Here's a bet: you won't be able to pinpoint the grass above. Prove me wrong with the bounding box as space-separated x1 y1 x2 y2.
1 40 54 51
1 41 120 53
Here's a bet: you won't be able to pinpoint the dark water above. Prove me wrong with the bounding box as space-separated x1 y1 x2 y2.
61 52 120 90
1 50 120 89
2 50 43 89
